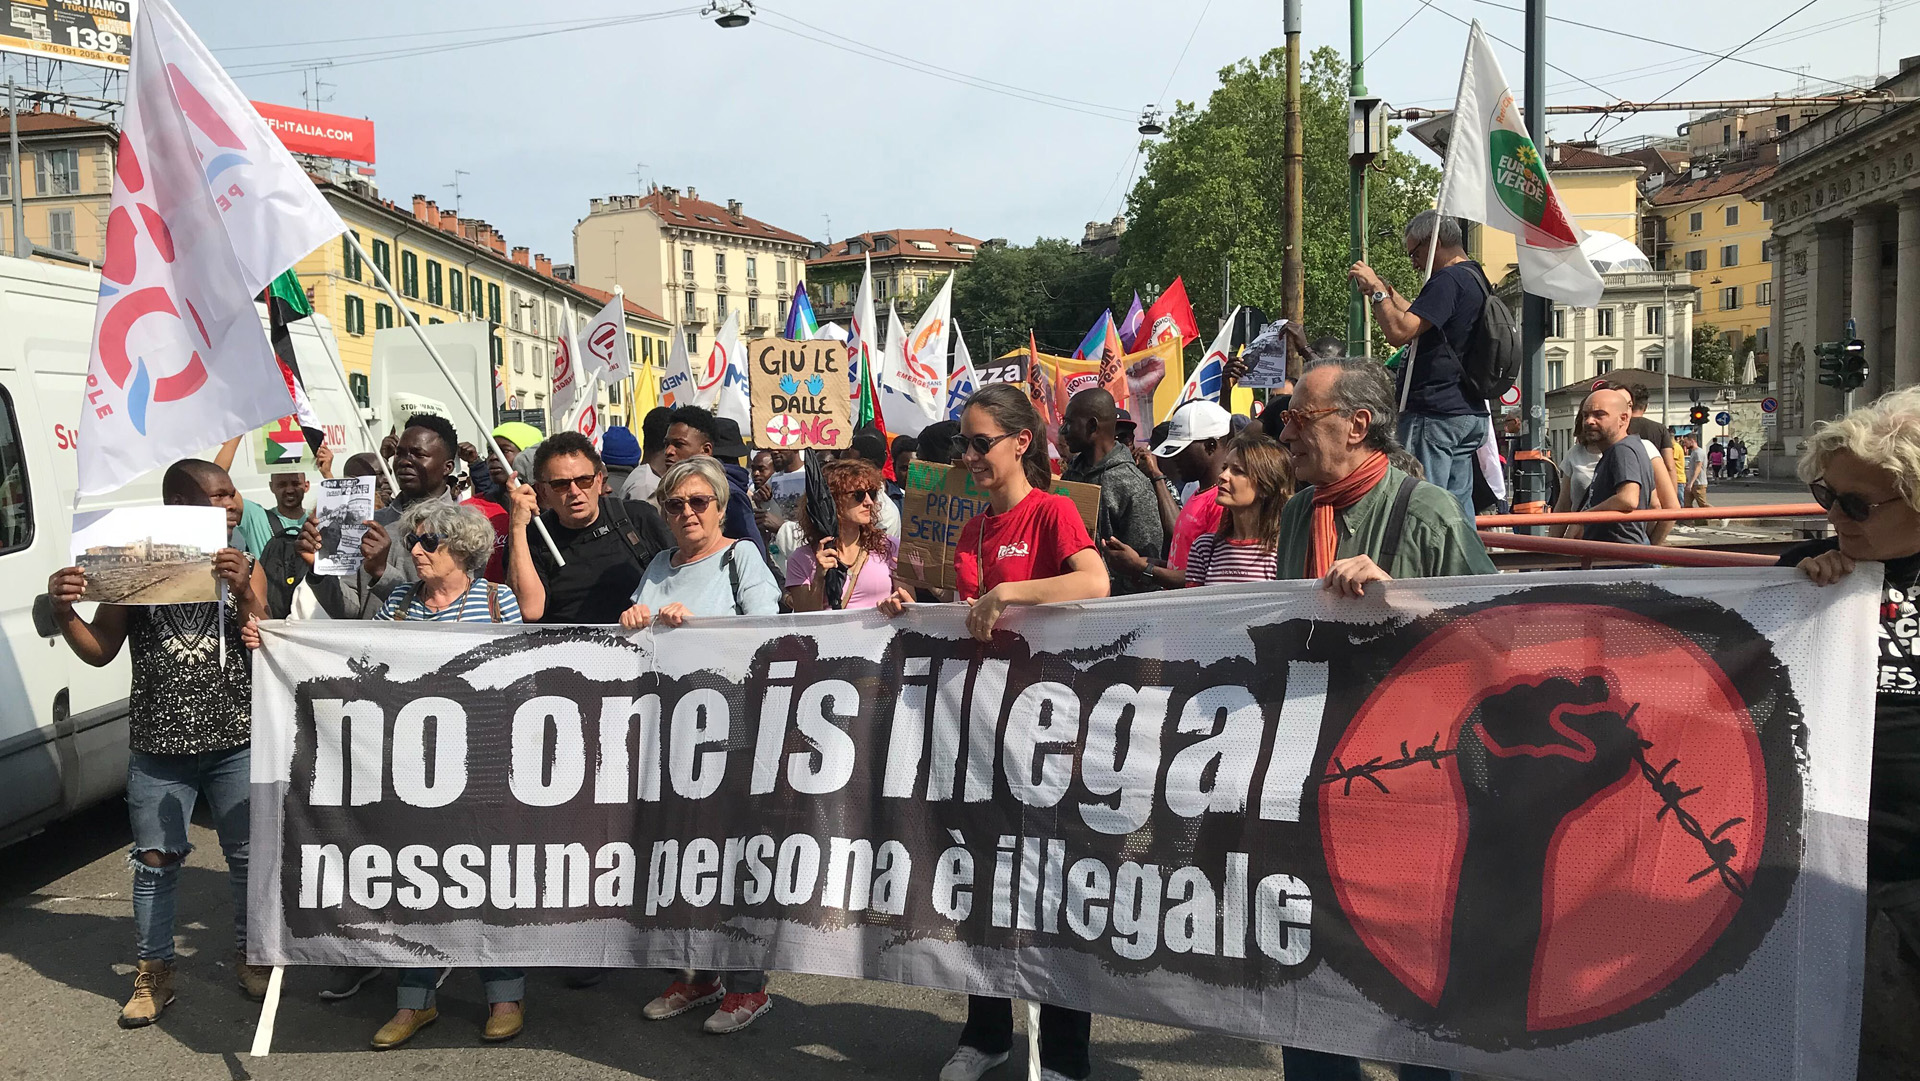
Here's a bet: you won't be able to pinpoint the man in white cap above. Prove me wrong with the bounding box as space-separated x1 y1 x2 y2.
1101 398 1234 590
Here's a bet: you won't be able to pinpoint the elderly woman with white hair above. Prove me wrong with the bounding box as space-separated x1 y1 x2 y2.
1779 386 1920 1079
618 455 780 1034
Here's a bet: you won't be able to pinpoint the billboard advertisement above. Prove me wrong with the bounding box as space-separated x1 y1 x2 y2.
250 101 377 164
1 0 134 69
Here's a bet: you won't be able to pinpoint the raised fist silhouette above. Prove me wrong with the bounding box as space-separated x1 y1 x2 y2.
1439 675 1641 1033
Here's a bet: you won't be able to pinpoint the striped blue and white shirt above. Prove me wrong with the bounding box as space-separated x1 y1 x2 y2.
375 579 522 623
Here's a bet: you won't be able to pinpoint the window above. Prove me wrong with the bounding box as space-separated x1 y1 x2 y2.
489 333 503 370
1551 308 1566 338
400 251 419 298
684 290 696 318
45 209 74 253
875 278 889 301
682 249 694 274
449 269 464 313
470 276 485 317
532 346 544 377
344 295 366 335
1725 206 1739 227
1685 249 1706 271
1721 124 1732 144
487 283 501 324
1688 211 1703 232
747 296 759 325
1721 286 1741 310
1761 239 1774 262
643 337 654 364
1757 281 1773 306
1756 327 1770 353
0 385 34 554
1596 355 1613 374
746 256 757 282
1547 360 1564 389
628 337 637 370
609 380 623 406
0 153 9 198
1720 244 1739 267
1762 201 1774 221
371 239 391 281
1595 308 1614 337
348 372 370 408
716 293 728 320
715 252 727 277
510 290 523 330
1776 115 1791 134
513 341 525 373
547 305 557 334
342 233 363 280
1644 305 1664 335
777 259 787 284
685 330 698 354
428 317 443 325
36 148 78 195
375 303 394 330
426 260 443 306
778 298 788 323
529 300 539 337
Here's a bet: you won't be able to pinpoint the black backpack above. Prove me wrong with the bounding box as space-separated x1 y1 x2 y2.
1458 262 1522 403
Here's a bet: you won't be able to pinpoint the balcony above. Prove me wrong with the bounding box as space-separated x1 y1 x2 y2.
747 311 772 333
715 273 728 288
681 306 710 326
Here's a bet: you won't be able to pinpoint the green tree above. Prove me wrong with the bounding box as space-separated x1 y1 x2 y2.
1115 47 1439 353
948 239 1117 360
1691 324 1733 384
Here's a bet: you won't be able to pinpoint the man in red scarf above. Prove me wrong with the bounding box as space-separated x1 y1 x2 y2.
1273 357 1494 596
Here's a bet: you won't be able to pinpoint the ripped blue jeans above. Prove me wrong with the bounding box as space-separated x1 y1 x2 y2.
126 747 250 962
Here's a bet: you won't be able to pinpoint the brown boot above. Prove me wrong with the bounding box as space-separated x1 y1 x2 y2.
119 959 175 1028
235 951 272 1002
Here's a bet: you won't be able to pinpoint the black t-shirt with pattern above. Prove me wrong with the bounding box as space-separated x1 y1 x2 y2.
126 601 251 755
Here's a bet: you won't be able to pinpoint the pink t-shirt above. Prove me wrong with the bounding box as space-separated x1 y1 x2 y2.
786 535 899 610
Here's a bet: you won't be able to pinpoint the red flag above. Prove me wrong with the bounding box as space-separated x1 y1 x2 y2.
1139 277 1201 348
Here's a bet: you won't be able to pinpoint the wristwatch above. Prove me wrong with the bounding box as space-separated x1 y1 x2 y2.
1370 289 1389 304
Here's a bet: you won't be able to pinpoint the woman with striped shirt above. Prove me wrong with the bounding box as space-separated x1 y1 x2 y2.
1185 431 1295 587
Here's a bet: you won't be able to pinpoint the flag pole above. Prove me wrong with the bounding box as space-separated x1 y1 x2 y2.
1398 22 1477 413
343 231 565 567
309 309 401 498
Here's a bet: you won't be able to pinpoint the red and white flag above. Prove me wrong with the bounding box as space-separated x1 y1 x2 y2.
574 398 602 453
577 292 629 382
80 0 345 495
551 300 582 422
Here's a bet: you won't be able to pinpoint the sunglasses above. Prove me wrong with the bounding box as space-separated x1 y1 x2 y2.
403 531 445 553
540 473 599 493
1810 479 1903 523
662 494 717 516
844 488 882 504
1274 406 1343 428
951 431 1021 458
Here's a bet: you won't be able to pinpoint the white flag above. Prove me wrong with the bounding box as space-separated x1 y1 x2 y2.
876 304 932 437
880 272 953 436
80 0 346 495
574 388 602 453
709 309 751 430
577 292 629 382
1179 308 1239 405
1437 21 1604 309
848 253 879 403
946 319 978 421
551 299 582 422
660 328 694 409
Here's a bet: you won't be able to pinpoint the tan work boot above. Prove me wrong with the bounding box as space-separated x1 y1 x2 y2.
119 959 175 1028
235 951 272 1001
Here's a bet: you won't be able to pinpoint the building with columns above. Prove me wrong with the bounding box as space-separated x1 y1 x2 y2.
1749 56 1920 454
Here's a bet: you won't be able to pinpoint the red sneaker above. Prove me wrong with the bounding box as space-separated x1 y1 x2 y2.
702 991 771 1034
642 979 723 1020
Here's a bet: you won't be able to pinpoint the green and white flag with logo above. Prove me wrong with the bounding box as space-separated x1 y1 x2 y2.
1437 21 1605 309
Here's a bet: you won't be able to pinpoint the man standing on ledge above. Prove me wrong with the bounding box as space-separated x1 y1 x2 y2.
1347 210 1492 523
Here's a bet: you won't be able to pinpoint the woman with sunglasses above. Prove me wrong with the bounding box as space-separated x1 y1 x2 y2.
617 456 780 1033
879 382 1107 1081
245 500 525 1048
1778 387 1920 1079
787 457 897 612
1184 430 1295 587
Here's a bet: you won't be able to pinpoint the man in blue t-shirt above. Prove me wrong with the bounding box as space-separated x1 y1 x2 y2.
1348 209 1491 522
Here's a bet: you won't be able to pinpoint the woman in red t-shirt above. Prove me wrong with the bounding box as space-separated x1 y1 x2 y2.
878 383 1106 1080
1184 431 1294 587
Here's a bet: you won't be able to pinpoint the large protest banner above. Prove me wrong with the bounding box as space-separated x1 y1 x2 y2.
897 462 1100 592
250 570 1878 1080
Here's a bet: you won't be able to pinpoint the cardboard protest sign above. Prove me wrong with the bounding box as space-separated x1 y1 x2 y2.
748 338 851 450
897 461 1099 592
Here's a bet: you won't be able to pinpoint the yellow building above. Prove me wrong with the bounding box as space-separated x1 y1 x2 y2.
1645 162 1779 370
572 185 812 354
0 110 114 266
1473 142 1644 280
294 183 675 432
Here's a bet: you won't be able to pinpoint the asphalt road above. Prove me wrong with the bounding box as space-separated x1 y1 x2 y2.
0 804 1392 1081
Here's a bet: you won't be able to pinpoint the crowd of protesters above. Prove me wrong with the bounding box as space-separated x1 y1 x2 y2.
36 214 1916 1078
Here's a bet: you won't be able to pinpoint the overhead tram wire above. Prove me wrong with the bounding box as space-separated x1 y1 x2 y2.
1364 0 1439 66
1420 2 1627 105
210 12 688 54
1590 0 1828 138
223 8 701 78
1099 0 1215 217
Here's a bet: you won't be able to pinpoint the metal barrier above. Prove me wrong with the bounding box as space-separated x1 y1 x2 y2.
1475 503 1825 528
1477 531 1780 568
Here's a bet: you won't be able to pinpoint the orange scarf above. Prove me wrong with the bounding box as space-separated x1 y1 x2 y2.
1306 452 1391 578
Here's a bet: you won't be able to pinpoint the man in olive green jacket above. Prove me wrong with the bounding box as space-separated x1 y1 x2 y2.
1272 357 1495 597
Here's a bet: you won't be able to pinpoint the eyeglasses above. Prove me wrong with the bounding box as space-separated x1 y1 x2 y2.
1810 479 1904 523
951 431 1020 458
844 488 882 504
540 473 599 494
403 531 445 554
662 494 717 516
1274 406 1343 428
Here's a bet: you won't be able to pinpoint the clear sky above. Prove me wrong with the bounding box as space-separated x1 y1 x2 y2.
167 0 1920 264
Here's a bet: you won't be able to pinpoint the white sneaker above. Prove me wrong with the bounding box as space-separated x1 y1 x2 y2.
939 1046 1010 1081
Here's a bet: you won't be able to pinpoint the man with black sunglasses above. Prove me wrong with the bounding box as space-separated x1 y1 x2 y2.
304 413 464 618
507 431 672 625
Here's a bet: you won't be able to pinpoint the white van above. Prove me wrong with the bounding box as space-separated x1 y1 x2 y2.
0 253 374 846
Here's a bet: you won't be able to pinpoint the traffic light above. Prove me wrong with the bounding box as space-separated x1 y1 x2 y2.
1689 404 1710 426
1817 339 1869 391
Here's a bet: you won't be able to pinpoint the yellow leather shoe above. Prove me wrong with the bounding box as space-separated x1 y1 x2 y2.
481 1003 523 1042
370 1007 437 1050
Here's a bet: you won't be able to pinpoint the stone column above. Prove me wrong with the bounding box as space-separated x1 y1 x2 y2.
1897 193 1920 391
1769 242 1786 400
1807 225 1849 424
1852 212 1884 402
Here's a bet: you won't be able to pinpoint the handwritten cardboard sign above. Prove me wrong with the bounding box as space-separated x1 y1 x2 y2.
748 338 851 450
897 461 1102 593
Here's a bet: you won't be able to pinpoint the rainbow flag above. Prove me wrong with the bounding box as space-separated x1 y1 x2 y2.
785 284 820 340
1071 310 1114 360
